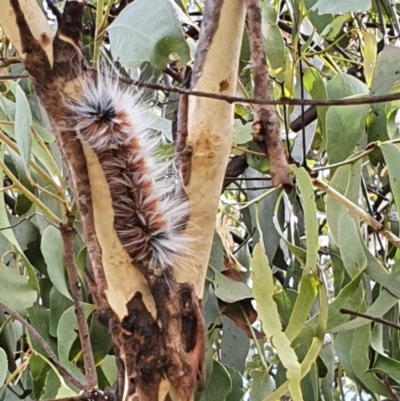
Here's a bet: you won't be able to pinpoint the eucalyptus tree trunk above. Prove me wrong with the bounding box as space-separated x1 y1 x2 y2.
0 0 245 400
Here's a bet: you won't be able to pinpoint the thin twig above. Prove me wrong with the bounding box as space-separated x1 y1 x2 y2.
313 179 400 249
311 146 375 172
0 57 22 68
375 0 388 40
376 371 400 401
0 129 64 194
0 74 28 80
0 212 46 231
0 301 85 390
4 73 400 107
60 226 98 391
360 177 385 253
384 0 400 38
340 308 400 331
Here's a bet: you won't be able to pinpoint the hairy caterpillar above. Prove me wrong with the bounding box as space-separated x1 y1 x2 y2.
64 71 190 274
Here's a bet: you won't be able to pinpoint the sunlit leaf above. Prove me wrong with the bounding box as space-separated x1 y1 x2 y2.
252 243 303 401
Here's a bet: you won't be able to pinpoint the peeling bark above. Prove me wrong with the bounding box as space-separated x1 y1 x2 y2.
244 0 293 190
0 0 247 399
0 1 204 400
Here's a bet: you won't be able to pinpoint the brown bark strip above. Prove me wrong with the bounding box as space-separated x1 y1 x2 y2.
245 0 292 189
0 56 21 68
61 225 98 391
175 93 193 186
190 0 223 88
103 274 204 401
173 68 193 187
7 0 109 309
146 272 205 400
0 301 85 391
4 0 112 389
2 1 206 399
112 261 205 400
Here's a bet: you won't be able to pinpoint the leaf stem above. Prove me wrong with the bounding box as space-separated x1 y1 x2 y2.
241 305 268 370
0 159 61 225
313 178 400 249
32 128 66 189
60 226 98 391
0 301 85 391
0 130 64 195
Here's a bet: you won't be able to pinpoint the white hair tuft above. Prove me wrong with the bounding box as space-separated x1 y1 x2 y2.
63 69 191 274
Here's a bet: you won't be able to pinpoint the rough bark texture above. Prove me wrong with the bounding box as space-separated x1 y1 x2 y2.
0 1 206 400
244 0 293 190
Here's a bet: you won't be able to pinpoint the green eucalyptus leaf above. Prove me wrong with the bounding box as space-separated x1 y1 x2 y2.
380 142 400 214
220 316 250 373
8 81 32 171
337 208 367 278
326 104 369 164
303 67 328 141
41 226 71 300
27 304 57 356
0 264 37 316
327 73 369 100
57 304 95 364
197 360 232 401
234 120 252 145
252 243 303 401
108 0 190 70
213 270 252 303
368 46 400 152
312 0 371 14
262 2 286 78
49 288 73 337
225 365 244 401
350 325 389 396
249 368 274 401
326 161 361 244
293 167 319 274
100 355 118 387
0 347 7 386
333 289 397 333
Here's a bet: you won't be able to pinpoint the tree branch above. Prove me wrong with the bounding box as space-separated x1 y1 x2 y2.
60 225 98 391
0 301 85 391
340 308 400 331
0 56 21 68
3 73 400 108
245 0 292 188
313 178 400 248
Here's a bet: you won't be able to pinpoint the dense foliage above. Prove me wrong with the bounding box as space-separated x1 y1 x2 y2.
2 0 400 400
